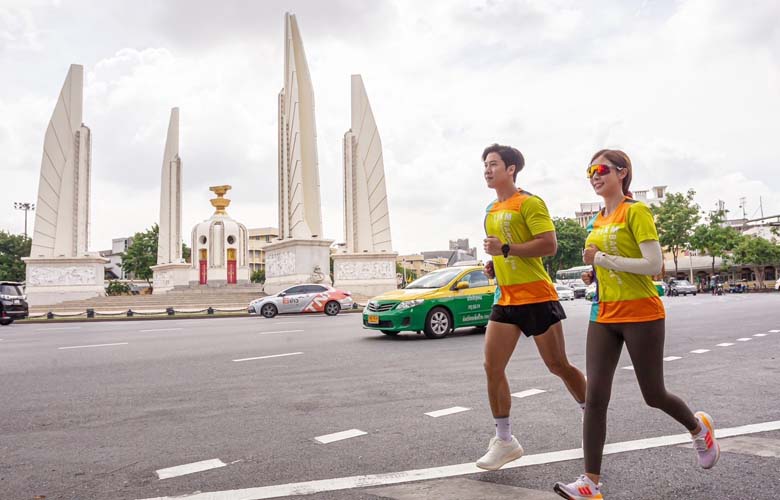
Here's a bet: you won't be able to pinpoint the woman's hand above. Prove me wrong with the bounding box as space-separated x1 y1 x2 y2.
581 271 593 285
583 244 599 265
484 260 495 279
484 236 503 256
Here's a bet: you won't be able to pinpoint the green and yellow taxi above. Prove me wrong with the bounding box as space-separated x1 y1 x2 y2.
362 265 495 339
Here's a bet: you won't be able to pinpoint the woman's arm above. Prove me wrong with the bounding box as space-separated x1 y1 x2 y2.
593 240 663 275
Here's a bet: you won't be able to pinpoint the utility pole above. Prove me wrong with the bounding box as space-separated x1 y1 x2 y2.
759 196 764 218
739 197 747 219
13 202 35 238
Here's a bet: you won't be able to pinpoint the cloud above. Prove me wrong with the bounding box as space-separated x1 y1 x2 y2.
0 0 778 263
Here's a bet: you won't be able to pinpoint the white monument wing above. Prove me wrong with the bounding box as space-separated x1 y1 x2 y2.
31 64 91 258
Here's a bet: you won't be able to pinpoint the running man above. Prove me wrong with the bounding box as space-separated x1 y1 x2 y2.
477 143 587 470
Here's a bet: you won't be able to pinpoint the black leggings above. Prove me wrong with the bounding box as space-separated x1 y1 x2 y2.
583 319 699 475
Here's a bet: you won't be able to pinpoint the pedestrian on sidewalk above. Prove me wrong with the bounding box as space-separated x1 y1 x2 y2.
476 143 587 471
553 149 719 500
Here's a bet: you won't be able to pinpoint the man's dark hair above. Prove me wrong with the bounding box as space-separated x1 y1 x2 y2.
482 143 524 181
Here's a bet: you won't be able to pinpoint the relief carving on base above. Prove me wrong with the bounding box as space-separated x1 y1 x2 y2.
266 251 296 278
28 266 97 286
335 260 394 281
154 270 173 287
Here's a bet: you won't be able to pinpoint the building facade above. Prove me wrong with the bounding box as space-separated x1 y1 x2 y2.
248 227 279 273
575 186 668 228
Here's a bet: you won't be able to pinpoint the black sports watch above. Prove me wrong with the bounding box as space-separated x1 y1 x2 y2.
501 243 511 258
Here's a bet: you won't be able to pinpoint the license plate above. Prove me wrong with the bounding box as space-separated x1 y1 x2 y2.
13 299 20 305
368 315 379 325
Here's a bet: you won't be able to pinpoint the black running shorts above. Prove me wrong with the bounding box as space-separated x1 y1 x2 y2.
489 301 567 337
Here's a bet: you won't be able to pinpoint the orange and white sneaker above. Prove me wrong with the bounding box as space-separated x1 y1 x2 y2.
692 411 720 469
553 474 603 499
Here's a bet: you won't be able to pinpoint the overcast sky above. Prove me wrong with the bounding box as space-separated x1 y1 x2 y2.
2 0 778 261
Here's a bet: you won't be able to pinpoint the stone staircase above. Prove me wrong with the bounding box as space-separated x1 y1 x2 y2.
30 286 267 314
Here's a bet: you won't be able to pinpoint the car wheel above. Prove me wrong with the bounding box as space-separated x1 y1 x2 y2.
325 301 341 316
0 318 12 326
474 325 487 334
693 292 697 296
380 330 399 336
424 307 452 339
260 303 278 318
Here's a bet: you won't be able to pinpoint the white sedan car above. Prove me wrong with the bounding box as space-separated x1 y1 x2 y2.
249 284 354 318
555 284 575 301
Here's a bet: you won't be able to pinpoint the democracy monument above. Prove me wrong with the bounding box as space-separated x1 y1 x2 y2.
23 64 108 305
261 12 334 294
23 12 398 305
332 75 398 297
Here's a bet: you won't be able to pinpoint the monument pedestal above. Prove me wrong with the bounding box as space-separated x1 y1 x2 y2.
332 252 398 299
263 238 334 294
22 256 109 306
187 266 250 287
151 262 191 294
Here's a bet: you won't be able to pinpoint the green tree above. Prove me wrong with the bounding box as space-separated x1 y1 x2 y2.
543 217 588 277
690 209 742 276
182 243 191 263
731 235 780 288
652 189 700 276
250 269 265 283
0 231 31 282
120 224 159 287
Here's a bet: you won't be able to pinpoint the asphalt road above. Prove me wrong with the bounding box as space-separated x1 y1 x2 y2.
1 293 779 500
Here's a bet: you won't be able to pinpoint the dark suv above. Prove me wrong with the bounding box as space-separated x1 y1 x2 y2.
0 282 28 325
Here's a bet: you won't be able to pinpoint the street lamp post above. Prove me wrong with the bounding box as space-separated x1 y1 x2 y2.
13 202 35 238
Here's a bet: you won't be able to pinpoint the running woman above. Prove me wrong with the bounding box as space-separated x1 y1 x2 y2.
553 150 719 500
477 143 587 471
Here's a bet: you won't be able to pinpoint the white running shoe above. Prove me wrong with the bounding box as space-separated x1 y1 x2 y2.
554 474 603 499
692 411 720 469
476 435 524 470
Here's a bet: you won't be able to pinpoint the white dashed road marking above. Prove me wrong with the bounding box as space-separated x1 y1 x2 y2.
621 365 634 370
232 352 303 362
736 337 752 342
770 330 780 333
258 330 305 335
690 349 710 354
156 459 227 480
511 389 547 398
58 342 129 350
663 356 682 361
716 343 734 347
315 429 368 444
137 419 780 500
754 333 768 337
425 406 471 418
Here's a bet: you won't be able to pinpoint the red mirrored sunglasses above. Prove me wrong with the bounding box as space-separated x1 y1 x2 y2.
586 163 623 179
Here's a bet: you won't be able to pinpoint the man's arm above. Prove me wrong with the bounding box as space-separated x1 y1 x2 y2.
484 231 557 258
